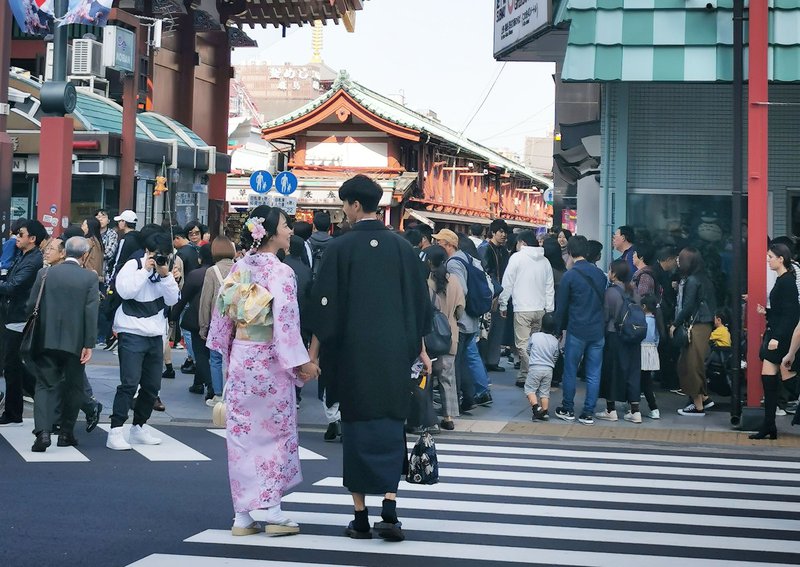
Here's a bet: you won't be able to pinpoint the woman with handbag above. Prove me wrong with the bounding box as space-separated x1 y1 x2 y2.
425 245 465 432
208 206 319 537
751 243 800 439
670 247 716 416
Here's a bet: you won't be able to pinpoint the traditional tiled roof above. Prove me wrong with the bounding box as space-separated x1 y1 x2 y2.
560 0 800 82
264 71 553 189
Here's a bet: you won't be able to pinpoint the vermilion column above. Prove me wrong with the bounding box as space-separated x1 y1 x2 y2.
38 117 74 236
746 0 769 407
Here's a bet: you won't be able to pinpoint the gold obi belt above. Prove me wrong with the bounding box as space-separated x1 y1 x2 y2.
217 268 274 343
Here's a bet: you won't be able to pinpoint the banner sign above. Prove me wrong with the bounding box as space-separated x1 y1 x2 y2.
493 0 550 57
62 0 112 26
9 0 112 35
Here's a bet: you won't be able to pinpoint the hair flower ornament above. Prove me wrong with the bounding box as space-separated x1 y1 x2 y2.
245 217 267 248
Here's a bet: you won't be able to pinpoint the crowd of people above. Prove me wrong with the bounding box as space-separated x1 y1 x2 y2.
3 173 800 542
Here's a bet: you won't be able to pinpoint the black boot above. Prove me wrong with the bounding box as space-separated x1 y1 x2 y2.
750 374 779 440
31 431 51 452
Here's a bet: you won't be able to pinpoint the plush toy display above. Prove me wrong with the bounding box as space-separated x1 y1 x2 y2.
697 213 723 243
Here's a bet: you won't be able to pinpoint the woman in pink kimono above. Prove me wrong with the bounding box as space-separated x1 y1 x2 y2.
209 205 319 537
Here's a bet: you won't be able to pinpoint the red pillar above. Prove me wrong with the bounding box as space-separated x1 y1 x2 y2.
208 34 230 237
38 117 74 237
746 0 769 407
0 3 12 238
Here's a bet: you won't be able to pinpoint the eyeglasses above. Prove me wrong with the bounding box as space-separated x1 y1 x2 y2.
188 229 201 235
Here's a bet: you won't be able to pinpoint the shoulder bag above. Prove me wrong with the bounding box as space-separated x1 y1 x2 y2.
21 269 48 370
424 289 453 358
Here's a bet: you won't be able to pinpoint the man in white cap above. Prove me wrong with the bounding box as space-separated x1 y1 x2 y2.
111 210 139 278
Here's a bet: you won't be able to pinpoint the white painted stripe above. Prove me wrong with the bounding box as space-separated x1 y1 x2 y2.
98 424 209 462
127 554 363 567
433 453 800 482
424 442 800 471
281 492 800 532
436 466 795 496
0 419 88 462
313 477 791 513
282 511 799 555
185 530 798 567
207 429 326 460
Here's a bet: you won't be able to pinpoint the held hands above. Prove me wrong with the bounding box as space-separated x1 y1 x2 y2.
783 353 795 369
297 361 320 382
500 309 507 319
756 304 767 316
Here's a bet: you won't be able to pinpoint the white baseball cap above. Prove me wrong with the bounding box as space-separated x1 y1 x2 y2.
114 210 138 224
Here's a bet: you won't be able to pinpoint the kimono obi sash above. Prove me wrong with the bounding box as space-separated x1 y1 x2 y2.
217 268 274 343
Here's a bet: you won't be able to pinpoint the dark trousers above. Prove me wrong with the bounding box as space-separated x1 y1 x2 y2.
641 370 658 411
52 370 97 426
456 332 476 408
480 308 504 367
2 328 32 421
111 333 163 428
33 350 85 435
190 331 212 393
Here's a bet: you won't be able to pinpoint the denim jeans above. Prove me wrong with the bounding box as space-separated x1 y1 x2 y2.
561 332 605 416
209 349 224 395
466 336 490 396
456 332 476 406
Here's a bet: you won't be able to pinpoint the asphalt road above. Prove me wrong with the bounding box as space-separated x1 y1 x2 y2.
2 424 800 567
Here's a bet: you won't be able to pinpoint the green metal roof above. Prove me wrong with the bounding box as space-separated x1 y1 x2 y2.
264 71 552 189
138 113 186 144
561 0 800 82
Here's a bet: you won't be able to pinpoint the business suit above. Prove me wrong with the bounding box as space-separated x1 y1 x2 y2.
27 259 99 437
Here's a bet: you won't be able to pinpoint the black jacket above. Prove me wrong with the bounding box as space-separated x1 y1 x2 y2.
766 271 800 341
177 244 200 277
174 265 209 334
674 273 715 326
0 247 44 324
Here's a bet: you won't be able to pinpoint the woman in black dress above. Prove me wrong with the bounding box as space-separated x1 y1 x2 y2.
752 243 800 439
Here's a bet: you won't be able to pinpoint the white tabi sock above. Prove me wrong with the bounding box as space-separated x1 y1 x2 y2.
233 511 255 528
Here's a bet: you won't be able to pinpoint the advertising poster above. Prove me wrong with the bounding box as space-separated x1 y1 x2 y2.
61 0 112 26
8 0 54 36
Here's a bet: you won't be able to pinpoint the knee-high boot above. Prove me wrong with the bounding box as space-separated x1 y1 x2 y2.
750 374 779 440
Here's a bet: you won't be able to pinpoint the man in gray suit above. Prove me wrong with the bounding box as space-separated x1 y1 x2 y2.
27 237 99 452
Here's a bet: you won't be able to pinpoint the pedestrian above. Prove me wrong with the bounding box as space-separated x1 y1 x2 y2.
173 225 199 373
81 217 105 283
308 212 333 278
671 247 716 417
95 209 118 279
632 242 659 300
106 231 180 450
283 235 314 409
596 260 643 424
0 218 25 277
557 228 572 269
612 225 636 278
586 240 603 265
110 210 140 278
198 235 236 407
185 220 207 247
209 206 319 536
468 223 485 250
498 230 554 388
553 235 607 425
173 244 215 400
478 219 509 372
639 294 661 419
309 174 430 542
28 237 99 452
425 245 465 432
543 237 567 296
0 219 46 427
750 243 799 439
525 312 560 421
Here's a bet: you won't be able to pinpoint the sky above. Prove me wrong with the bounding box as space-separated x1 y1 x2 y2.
230 0 556 158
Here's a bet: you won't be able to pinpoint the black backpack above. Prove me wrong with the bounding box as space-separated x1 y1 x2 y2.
612 286 648 344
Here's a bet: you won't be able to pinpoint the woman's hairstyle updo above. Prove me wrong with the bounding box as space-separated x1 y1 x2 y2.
769 242 795 273
425 244 448 296
240 205 287 251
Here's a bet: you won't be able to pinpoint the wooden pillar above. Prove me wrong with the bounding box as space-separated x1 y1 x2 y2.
207 33 230 237
0 3 12 239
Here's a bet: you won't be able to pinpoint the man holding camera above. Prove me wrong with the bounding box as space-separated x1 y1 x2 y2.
106 233 180 450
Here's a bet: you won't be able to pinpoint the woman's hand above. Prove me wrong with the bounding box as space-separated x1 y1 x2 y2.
419 350 432 376
768 339 779 351
297 361 320 382
757 304 767 316
669 325 675 338
783 353 795 369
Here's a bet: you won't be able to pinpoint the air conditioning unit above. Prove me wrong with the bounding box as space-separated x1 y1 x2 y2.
45 43 73 81
71 39 105 77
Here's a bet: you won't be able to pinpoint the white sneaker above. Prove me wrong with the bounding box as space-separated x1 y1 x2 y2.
594 410 618 421
624 411 643 424
647 409 661 419
106 427 132 450
775 407 787 417
129 424 162 445
206 395 223 408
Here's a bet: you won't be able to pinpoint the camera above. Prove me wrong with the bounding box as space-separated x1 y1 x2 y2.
154 255 169 267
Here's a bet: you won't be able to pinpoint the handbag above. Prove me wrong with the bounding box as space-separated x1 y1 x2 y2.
406 431 439 485
671 322 692 350
212 380 228 428
424 289 453 358
20 269 48 369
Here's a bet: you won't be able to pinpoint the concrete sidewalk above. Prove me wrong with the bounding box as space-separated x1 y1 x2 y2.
71 348 800 448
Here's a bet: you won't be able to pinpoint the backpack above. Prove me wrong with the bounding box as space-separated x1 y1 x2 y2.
406 431 439 485
611 286 648 344
447 255 493 317
102 256 142 319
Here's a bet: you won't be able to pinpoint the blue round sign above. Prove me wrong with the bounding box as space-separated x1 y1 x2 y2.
274 171 298 196
249 170 273 194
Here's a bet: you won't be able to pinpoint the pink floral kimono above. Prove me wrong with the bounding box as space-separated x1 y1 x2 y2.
208 252 310 513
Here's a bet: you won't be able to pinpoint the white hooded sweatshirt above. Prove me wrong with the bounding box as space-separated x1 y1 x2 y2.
498 245 554 313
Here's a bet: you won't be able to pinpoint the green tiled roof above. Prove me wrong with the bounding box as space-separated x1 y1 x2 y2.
561 0 800 82
264 71 552 189
73 92 149 138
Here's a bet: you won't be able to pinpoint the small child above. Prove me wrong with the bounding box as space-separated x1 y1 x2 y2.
526 312 560 421
640 295 661 419
710 309 732 348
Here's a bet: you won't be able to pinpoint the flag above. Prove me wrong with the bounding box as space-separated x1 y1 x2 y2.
7 0 54 36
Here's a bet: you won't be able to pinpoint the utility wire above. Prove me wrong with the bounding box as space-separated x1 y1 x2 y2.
480 102 555 142
459 62 507 137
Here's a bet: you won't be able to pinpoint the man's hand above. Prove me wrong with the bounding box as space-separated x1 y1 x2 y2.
783 354 795 369
419 350 433 375
500 309 507 319
297 361 320 382
80 348 92 365
144 257 156 272
172 265 181 280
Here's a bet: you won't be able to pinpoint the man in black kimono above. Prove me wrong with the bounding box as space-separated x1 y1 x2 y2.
310 174 431 542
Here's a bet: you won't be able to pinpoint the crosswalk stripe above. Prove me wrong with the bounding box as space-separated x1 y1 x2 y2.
281 492 800 531
272 511 799 555
0 419 88 463
434 466 796 495
312 477 790 512
127 554 363 567
434 453 800 482
420 441 800 470
184 530 798 567
98 424 210 461
206 428 327 460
